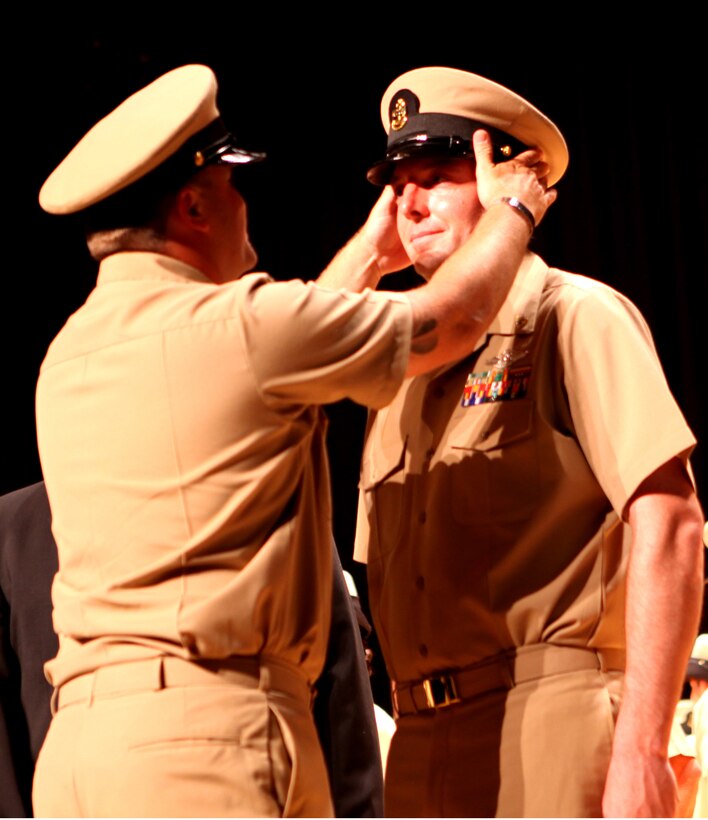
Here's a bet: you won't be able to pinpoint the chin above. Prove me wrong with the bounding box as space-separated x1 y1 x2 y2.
236 249 258 278
412 255 444 281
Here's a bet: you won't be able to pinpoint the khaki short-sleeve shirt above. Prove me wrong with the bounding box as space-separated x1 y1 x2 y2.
36 252 412 687
355 253 695 684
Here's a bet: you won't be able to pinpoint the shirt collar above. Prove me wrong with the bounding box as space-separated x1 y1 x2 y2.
97 252 214 286
485 251 549 337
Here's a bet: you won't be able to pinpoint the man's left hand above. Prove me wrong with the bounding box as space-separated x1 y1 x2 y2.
603 745 678 817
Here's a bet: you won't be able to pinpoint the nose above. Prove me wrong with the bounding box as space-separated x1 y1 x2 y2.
397 183 429 221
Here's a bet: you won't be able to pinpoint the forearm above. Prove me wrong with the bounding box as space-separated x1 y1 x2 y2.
603 458 705 816
619 486 703 753
316 229 384 292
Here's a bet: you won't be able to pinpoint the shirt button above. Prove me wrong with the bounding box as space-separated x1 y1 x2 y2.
415 576 425 590
419 644 428 657
418 511 427 524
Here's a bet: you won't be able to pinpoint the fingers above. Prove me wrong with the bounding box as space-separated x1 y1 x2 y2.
368 186 397 222
472 131 557 225
535 164 550 184
379 186 397 206
514 147 543 165
472 129 494 170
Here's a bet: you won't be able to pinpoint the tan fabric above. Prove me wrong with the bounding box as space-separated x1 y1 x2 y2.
36 251 411 691
355 252 695 683
34 251 411 816
384 667 623 817
354 252 696 814
33 656 330 817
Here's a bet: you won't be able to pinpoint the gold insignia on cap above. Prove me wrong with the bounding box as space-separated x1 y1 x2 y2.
500 145 512 156
391 98 408 131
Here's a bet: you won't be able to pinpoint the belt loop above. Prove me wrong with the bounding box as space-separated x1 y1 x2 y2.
390 683 400 719
500 653 515 689
50 687 60 716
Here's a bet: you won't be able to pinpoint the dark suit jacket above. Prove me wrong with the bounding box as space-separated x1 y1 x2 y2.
0 482 56 817
315 547 384 817
0 482 383 818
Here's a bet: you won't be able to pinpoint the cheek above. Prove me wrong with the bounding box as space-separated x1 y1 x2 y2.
431 190 481 237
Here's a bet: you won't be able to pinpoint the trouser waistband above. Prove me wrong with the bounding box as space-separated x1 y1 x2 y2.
53 655 313 714
392 644 625 717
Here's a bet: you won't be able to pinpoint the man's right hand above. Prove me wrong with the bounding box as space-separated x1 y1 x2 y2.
359 187 412 276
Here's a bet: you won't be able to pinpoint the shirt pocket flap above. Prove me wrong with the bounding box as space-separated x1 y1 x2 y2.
451 401 533 453
360 435 407 490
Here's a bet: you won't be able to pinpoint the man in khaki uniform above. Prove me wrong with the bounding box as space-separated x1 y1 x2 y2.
353 67 705 817
0 480 381 818
32 65 554 817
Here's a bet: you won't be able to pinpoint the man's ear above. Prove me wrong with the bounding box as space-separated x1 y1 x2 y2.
175 185 210 232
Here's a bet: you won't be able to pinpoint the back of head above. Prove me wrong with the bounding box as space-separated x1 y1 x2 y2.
367 66 569 188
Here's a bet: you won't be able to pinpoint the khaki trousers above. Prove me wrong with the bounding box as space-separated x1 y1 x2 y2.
385 664 623 817
33 656 333 818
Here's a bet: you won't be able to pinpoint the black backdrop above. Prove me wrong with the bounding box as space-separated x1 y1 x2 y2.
6 26 707 692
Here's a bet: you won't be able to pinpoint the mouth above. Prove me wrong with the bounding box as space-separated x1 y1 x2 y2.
409 229 442 245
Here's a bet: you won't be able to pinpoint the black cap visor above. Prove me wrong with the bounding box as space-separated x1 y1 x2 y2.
190 121 266 168
367 114 528 186
367 135 475 185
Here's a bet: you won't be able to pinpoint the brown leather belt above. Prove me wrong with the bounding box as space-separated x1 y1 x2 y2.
53 655 313 713
392 645 625 717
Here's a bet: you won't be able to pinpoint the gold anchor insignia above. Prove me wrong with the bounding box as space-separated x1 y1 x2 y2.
391 97 408 131
500 144 512 157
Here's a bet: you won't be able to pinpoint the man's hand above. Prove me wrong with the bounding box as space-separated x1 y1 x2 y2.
316 188 411 291
359 187 411 276
473 130 557 227
602 743 679 817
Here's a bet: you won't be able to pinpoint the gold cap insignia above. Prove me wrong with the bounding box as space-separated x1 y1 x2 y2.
391 97 408 131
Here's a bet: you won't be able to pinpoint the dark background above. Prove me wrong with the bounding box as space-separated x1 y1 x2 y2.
6 25 706 704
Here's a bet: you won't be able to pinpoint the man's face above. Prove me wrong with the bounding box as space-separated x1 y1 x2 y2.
390 156 484 280
196 166 258 282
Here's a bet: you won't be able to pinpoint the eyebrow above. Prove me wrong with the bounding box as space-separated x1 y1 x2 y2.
390 160 444 187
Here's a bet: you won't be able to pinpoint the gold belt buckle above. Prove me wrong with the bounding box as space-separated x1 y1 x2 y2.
422 674 460 709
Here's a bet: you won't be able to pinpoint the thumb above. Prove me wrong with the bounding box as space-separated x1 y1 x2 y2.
472 129 494 170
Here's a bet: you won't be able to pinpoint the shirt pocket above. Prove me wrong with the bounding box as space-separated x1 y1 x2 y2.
449 400 539 525
359 434 411 559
